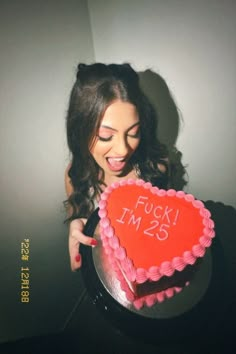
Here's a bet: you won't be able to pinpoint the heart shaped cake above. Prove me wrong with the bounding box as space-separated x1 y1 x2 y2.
98 179 215 309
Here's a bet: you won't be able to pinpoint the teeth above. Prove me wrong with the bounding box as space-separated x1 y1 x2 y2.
112 157 124 161
108 157 125 161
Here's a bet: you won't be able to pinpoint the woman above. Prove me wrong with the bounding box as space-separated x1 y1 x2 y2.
64 63 170 271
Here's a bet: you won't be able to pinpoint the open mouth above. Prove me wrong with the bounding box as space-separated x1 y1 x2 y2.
106 157 127 171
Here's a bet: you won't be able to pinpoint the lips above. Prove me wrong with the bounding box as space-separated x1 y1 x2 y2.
106 157 127 172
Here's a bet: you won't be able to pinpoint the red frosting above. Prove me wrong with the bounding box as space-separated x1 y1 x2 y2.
98 179 215 308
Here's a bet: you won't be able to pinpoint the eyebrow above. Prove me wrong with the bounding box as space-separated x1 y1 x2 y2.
100 122 140 132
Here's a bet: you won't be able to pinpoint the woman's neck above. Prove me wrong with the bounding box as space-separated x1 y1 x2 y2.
104 167 138 187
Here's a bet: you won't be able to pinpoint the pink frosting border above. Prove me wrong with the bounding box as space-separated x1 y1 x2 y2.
99 179 215 303
106 252 188 310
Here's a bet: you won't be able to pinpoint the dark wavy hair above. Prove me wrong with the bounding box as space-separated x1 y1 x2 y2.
65 63 169 221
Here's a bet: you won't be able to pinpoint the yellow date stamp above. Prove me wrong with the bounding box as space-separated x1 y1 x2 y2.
20 239 30 303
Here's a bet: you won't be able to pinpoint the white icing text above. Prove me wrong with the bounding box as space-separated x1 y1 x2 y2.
116 195 180 241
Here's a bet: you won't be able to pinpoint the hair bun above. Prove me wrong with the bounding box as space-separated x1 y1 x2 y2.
78 63 87 70
76 63 87 79
122 63 139 83
123 63 131 69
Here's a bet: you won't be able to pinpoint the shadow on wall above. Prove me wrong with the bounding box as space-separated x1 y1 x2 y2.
139 69 187 191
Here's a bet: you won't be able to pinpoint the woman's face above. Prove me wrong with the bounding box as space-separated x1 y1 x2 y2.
90 100 140 179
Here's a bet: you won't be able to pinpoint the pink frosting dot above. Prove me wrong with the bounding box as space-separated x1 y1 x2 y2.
136 179 145 186
133 299 144 310
109 236 120 249
114 247 126 261
183 250 196 265
203 226 215 238
167 189 176 197
160 261 175 276
192 244 205 257
100 193 109 201
148 266 162 281
111 181 119 189
176 190 185 198
174 286 182 294
144 182 152 189
209 219 214 229
200 208 211 218
100 217 110 228
127 178 134 185
172 257 186 271
156 291 165 303
203 227 212 236
98 209 107 218
98 200 106 209
150 186 159 194
199 235 212 248
193 200 204 209
145 294 156 307
104 225 114 238
106 186 113 193
202 218 214 229
185 194 194 202
157 189 166 196
165 288 174 298
136 268 148 284
208 229 215 239
126 267 136 282
120 179 127 186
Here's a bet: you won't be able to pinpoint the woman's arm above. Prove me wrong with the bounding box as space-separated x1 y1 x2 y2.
65 163 97 271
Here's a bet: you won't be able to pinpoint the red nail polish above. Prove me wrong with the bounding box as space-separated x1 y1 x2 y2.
90 239 98 246
75 254 81 262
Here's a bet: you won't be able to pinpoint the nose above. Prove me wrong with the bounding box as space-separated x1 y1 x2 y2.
113 136 129 156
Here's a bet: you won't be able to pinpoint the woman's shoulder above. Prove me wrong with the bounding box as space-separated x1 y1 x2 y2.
157 157 169 174
157 162 167 173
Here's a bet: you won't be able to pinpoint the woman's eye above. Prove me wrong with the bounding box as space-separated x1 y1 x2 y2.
127 130 140 138
97 135 113 142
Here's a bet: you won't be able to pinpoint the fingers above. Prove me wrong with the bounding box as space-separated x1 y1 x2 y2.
68 219 98 271
69 231 82 271
72 232 98 247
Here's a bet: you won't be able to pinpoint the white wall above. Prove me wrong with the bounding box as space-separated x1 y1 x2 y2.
0 0 94 342
0 0 94 226
88 0 236 207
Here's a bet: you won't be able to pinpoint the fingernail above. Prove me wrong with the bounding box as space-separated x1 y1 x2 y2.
90 239 98 246
75 254 81 262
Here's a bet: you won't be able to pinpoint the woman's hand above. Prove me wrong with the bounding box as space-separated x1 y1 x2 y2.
68 218 98 271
